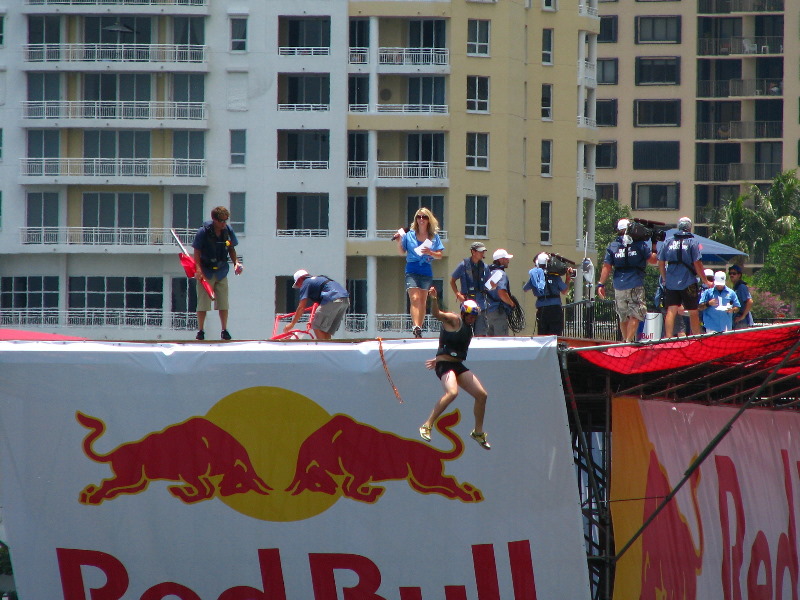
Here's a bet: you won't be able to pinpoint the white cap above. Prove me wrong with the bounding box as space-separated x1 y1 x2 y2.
617 219 630 231
714 271 727 285
493 249 513 261
292 269 309 288
536 252 549 266
704 268 714 278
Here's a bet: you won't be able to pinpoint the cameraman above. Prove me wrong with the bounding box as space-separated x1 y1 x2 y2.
485 249 515 336
523 252 572 336
596 219 657 343
657 217 711 338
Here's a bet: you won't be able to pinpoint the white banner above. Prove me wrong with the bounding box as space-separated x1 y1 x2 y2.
0 338 590 600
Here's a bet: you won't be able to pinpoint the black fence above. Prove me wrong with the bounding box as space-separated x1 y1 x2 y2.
562 299 620 342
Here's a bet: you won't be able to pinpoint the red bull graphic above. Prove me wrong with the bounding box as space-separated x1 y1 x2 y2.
286 410 482 503
77 412 271 505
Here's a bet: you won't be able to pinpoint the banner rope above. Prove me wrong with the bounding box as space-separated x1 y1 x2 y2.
378 338 403 403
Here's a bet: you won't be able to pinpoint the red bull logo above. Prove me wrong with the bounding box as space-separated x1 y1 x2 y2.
77 386 482 520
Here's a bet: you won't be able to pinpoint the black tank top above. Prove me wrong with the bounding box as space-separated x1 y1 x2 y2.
436 318 473 361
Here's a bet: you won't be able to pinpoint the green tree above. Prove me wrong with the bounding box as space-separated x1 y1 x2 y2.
594 196 631 253
753 227 800 309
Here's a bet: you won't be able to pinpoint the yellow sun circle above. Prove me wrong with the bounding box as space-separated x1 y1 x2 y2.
205 386 340 521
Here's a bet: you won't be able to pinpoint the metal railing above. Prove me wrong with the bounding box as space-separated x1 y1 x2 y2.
376 314 442 334
345 314 368 333
349 48 368 64
275 229 329 238
695 162 782 182
0 309 199 331
347 161 367 178
698 0 783 13
278 47 330 56
20 158 206 178
376 104 448 114
27 0 207 4
376 161 447 179
21 100 207 120
697 78 777 97
378 48 449 66
24 43 207 63
277 161 329 170
578 4 599 17
346 229 448 241
698 36 783 56
577 116 597 128
697 121 782 140
276 103 329 112
562 299 620 341
20 226 194 246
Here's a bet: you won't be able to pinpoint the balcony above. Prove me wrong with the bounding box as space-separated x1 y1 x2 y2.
377 161 446 179
349 48 368 64
26 0 207 5
698 36 783 56
277 161 329 170
376 104 447 114
278 47 330 57
23 43 207 65
19 226 195 246
346 229 448 241
696 162 782 181
20 158 206 181
577 171 596 199
698 0 784 14
577 116 597 128
277 103 329 112
1 308 198 331
696 121 782 140
21 100 207 121
578 59 596 87
697 78 780 98
378 48 449 67
578 4 599 17
276 229 329 238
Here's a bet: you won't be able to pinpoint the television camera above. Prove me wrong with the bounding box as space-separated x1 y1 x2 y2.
542 253 577 278
623 218 668 244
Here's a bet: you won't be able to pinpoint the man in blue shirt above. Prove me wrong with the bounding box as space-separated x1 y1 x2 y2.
523 252 572 336
699 271 741 332
485 249 515 336
449 241 489 335
284 270 350 340
596 219 657 342
657 217 710 338
728 264 754 329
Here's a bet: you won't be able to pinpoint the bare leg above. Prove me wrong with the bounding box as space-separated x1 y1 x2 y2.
422 370 459 430
408 287 428 329
456 371 488 433
688 309 702 335
313 329 332 340
622 318 640 343
664 306 679 338
197 311 207 331
219 309 228 330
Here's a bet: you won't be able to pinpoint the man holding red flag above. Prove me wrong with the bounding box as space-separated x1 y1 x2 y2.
192 206 243 340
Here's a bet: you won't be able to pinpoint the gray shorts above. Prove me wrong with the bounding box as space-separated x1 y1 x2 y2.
312 299 349 335
485 309 509 337
196 275 229 312
614 286 647 321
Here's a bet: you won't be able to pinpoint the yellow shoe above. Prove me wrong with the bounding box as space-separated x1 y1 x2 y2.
470 430 491 450
419 425 432 442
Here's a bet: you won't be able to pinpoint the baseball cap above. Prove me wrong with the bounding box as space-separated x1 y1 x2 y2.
714 271 727 285
704 268 714 279
470 242 487 253
292 269 309 288
461 299 481 314
617 219 630 231
728 264 743 274
493 249 513 261
536 252 549 266
677 216 693 232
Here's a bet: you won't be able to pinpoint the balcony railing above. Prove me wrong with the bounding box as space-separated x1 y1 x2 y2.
577 116 597 128
0 309 199 330
376 314 442 334
276 103 329 112
277 161 329 170
578 4 599 17
26 0 207 5
698 36 783 56
578 59 596 86
278 47 330 56
698 0 783 13
376 161 447 179
275 229 329 238
21 100 207 120
24 43 207 63
20 226 195 246
376 104 448 114
349 47 368 64
697 78 779 98
696 121 782 140
378 48 449 66
348 161 367 178
346 229 448 241
21 158 206 177
696 162 782 181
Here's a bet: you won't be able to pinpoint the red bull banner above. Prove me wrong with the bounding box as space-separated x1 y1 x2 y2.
612 396 800 600
0 338 590 600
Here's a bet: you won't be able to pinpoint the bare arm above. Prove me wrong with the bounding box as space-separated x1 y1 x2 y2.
283 298 309 333
498 288 514 307
694 260 710 287
428 287 460 330
450 277 464 303
596 263 612 299
193 249 205 281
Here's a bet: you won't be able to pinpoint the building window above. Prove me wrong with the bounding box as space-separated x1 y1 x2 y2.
633 141 679 169
171 278 198 316
68 276 163 312
409 76 446 107
82 193 150 229
347 195 367 232
636 16 681 44
542 29 554 64
26 192 59 228
467 132 489 169
467 76 490 112
230 130 246 165
285 74 330 107
596 183 618 201
172 193 204 229
230 17 247 51
282 17 331 49
465 195 488 237
407 195 445 228
541 140 553 176
633 183 679 209
634 100 680 126
597 59 618 84
541 84 553 120
282 194 329 232
596 142 617 169
0 128 3 159
229 192 245 234
1 276 59 311
596 99 618 126
598 16 617 43
635 57 680 85
540 201 552 244
0 15 4 47
346 279 367 315
467 19 490 56
542 0 558 10
348 75 369 109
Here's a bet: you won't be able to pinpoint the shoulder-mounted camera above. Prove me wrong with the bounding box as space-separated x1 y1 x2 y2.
625 218 667 243
544 253 577 277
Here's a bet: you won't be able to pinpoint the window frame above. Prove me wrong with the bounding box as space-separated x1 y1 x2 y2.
465 194 488 237
540 201 552 244
229 192 245 234
230 129 246 165
466 132 489 169
467 19 490 56
230 17 247 52
466 75 490 113
632 182 679 210
598 16 618 43
633 141 680 169
595 183 619 201
596 141 618 169
634 99 681 127
540 139 553 176
597 59 618 85
635 16 681 44
542 0 558 11
0 276 59 311
635 56 681 85
541 84 553 120
596 99 618 127
542 29 554 65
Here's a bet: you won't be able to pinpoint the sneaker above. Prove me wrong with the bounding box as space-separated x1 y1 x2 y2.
419 425 432 442
470 430 491 450
195 330 205 340
221 329 232 340
412 325 422 339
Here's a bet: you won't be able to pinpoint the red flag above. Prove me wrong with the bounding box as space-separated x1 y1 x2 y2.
172 230 215 301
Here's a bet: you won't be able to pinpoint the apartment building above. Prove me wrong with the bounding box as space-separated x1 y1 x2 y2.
596 0 797 254
0 0 598 340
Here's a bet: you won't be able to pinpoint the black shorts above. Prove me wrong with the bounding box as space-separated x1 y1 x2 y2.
665 283 699 310
435 361 470 380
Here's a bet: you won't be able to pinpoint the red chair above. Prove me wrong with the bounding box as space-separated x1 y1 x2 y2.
270 303 319 340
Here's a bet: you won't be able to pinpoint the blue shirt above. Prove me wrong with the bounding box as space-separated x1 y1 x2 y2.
699 286 741 332
603 238 651 290
657 234 702 290
402 231 444 276
192 221 239 280
298 276 349 305
523 268 566 307
732 281 754 327
451 259 489 310
485 265 510 313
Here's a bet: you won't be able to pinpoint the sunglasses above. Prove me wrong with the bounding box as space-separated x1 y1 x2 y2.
416 215 429 220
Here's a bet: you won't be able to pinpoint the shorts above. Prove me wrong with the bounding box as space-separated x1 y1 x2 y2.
405 273 433 291
312 299 349 335
196 275 229 312
435 361 470 380
536 304 563 336
485 309 509 337
614 286 647 321
665 283 699 310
